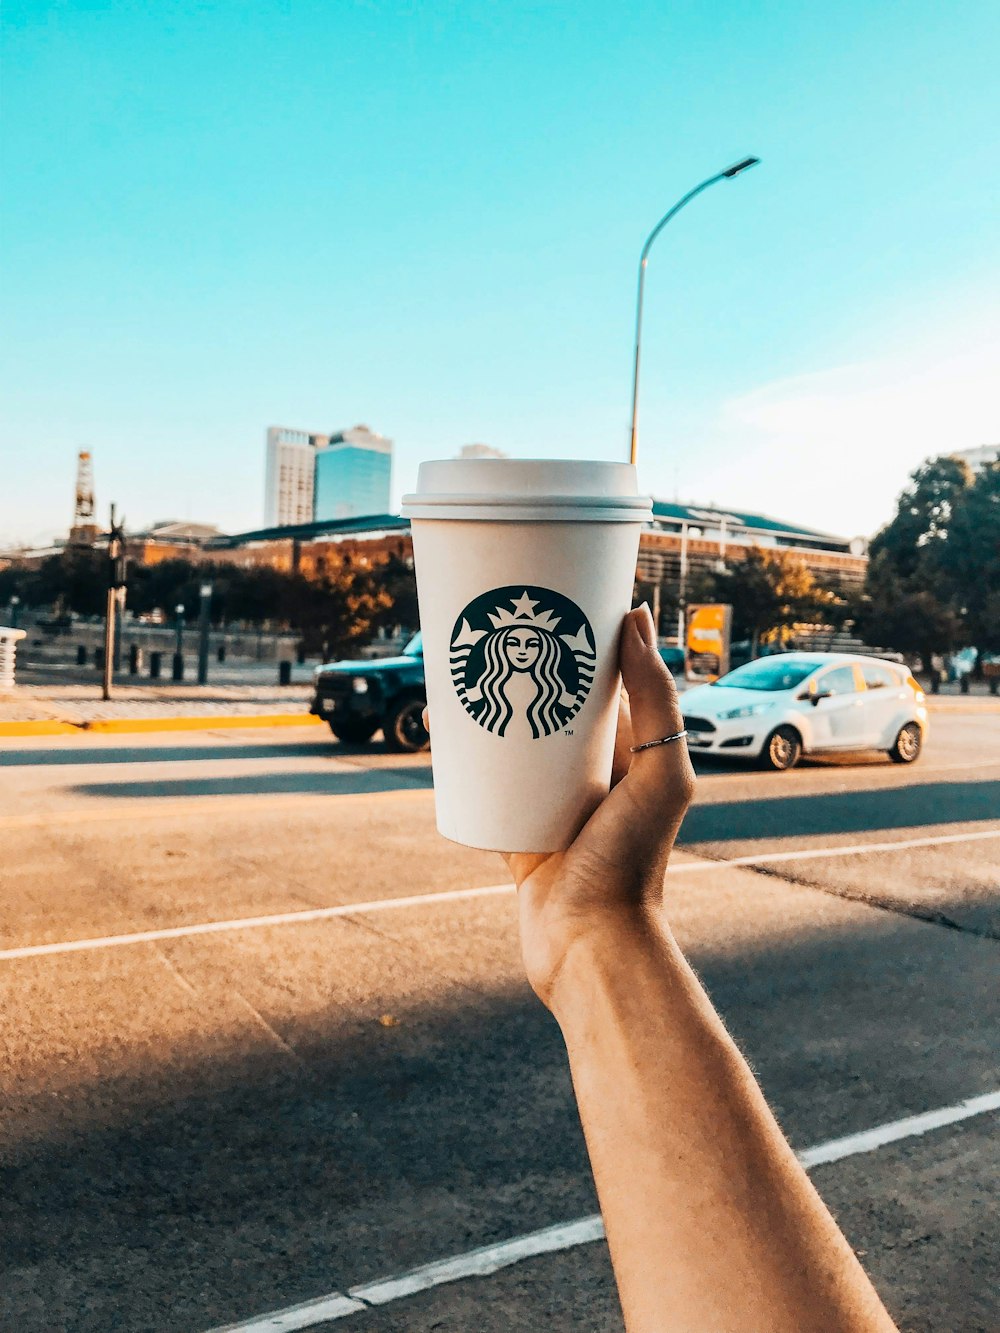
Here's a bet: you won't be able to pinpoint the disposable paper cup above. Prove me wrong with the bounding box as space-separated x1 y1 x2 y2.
401 459 652 852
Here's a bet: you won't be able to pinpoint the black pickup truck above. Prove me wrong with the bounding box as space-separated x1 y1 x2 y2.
309 632 429 751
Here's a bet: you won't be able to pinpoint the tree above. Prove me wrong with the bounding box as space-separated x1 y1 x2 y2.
31 549 107 617
292 550 392 661
869 455 974 581
855 550 961 668
374 551 420 637
935 461 1000 653
697 546 831 652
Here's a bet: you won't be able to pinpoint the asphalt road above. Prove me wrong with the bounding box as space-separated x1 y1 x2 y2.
1 711 998 1332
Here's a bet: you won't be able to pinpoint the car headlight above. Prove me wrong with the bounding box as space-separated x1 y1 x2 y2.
717 701 774 721
351 677 369 694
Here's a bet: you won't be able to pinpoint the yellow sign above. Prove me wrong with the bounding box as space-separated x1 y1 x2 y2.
685 604 732 681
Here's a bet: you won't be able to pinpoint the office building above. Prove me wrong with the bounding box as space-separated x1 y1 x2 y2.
314 425 393 521
264 426 329 527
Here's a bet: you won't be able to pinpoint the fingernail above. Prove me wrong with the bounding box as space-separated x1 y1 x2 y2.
636 602 656 648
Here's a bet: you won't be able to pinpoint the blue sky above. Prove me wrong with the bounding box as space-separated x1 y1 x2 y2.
2 0 998 546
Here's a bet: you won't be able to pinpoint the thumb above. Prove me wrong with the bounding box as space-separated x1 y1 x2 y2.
619 606 695 816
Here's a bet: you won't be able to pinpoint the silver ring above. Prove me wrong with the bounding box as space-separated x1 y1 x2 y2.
630 729 688 754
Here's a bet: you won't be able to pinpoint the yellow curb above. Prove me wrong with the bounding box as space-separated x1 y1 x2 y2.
0 720 81 737
0 713 323 738
80 713 324 734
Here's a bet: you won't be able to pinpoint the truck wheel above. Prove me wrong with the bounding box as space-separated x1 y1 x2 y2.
888 722 922 763
759 726 802 771
328 717 379 744
385 698 430 752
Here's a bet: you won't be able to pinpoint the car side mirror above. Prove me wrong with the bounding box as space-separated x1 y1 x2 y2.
811 690 832 706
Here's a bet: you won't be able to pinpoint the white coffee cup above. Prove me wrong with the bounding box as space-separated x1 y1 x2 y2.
401 459 652 852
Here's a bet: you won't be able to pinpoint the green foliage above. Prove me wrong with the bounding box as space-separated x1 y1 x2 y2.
1 544 403 659
856 550 962 662
933 462 1000 652
869 455 973 581
292 553 392 661
374 552 419 635
864 453 997 663
698 546 837 649
0 548 108 617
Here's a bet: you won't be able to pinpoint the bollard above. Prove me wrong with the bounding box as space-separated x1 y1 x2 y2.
930 672 940 694
960 675 969 695
217 643 227 663
0 627 27 689
149 651 162 680
296 645 306 665
128 644 143 675
172 653 184 682
94 647 103 671
991 678 998 697
278 660 292 686
76 644 87 665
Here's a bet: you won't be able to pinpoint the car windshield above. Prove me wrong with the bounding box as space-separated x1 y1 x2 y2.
712 657 823 692
403 632 423 657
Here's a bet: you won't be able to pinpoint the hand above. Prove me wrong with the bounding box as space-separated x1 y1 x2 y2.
504 605 695 1010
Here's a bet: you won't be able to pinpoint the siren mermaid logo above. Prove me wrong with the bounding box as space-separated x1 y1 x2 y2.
449 586 596 739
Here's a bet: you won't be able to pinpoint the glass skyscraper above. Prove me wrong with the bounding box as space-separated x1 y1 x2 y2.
313 426 393 521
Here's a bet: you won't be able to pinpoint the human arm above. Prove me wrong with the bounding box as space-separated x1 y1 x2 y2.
506 606 897 1333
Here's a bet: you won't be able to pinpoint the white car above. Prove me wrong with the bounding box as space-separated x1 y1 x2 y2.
681 653 927 771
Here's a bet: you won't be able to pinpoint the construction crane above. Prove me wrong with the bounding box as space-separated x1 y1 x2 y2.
70 450 99 545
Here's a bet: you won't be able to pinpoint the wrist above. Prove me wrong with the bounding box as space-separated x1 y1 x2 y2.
547 905 679 1028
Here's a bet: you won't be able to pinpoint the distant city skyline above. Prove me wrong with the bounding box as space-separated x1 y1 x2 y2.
2 0 998 547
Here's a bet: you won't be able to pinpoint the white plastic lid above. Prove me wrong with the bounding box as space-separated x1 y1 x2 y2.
401 459 653 523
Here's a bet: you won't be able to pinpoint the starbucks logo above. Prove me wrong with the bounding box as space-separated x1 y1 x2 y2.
450 586 596 739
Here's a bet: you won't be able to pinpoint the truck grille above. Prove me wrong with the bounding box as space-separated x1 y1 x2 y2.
316 676 352 701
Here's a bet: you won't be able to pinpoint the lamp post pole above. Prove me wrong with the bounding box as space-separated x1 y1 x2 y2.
628 156 760 468
173 604 185 682
197 582 213 685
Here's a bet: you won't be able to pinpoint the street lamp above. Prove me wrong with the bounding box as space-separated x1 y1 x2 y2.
628 156 759 467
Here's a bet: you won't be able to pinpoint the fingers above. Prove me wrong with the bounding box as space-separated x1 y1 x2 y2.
619 606 695 816
610 689 633 788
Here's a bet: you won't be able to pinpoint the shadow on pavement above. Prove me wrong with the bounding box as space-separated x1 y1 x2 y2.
0 740 369 768
679 780 1000 845
63 772 1000 837
69 766 435 799
2 909 997 1333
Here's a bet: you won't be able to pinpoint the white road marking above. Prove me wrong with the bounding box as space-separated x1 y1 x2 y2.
674 826 1000 870
3 826 998 963
204 1089 1000 1332
0 884 514 962
795 1089 1000 1167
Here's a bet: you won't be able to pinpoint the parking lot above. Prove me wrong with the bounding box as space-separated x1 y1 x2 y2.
1 707 998 1332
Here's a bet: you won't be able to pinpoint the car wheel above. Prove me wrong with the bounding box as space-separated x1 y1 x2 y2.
759 725 802 771
328 717 379 744
385 697 430 752
888 722 922 764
